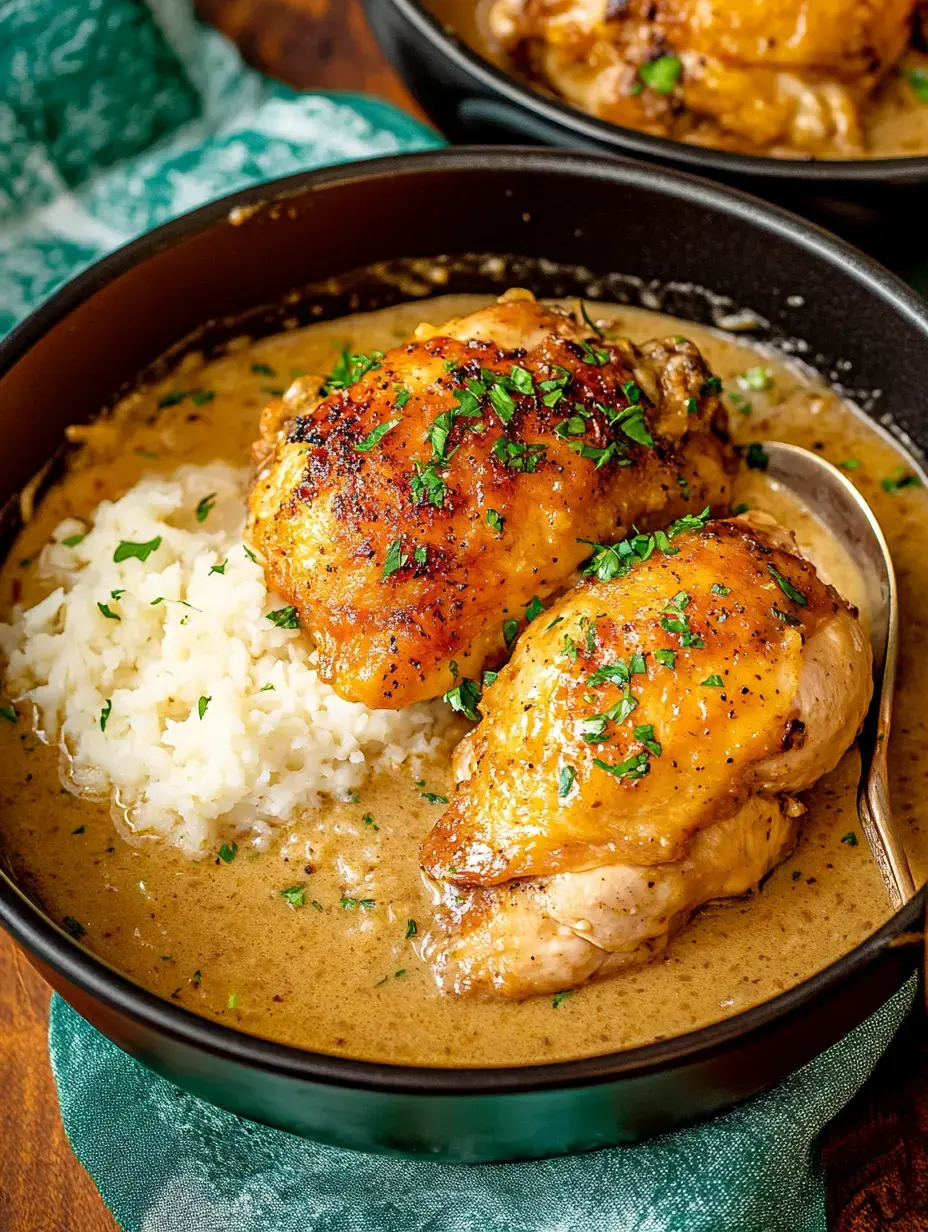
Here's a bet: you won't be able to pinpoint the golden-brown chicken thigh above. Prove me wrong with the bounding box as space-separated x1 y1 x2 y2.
489 0 916 155
247 292 734 708
420 514 872 997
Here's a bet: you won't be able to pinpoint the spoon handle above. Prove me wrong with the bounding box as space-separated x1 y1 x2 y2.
857 629 916 909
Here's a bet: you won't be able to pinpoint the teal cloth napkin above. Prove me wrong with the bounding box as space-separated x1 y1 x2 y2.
1 1 921 1229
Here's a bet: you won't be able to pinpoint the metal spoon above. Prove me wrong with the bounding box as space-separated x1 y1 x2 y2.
761 441 915 910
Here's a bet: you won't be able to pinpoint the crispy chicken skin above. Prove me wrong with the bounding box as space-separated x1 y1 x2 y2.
420 514 872 997
489 0 916 155
247 292 734 708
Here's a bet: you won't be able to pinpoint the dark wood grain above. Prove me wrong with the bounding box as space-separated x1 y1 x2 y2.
0 4 416 1228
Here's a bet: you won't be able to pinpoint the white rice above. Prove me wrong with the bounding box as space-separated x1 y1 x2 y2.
0 463 445 857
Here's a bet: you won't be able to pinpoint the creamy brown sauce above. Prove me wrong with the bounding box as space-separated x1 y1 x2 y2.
1 294 927 1068
426 0 928 160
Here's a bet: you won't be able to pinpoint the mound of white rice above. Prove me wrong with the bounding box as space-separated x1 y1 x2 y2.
0 463 445 857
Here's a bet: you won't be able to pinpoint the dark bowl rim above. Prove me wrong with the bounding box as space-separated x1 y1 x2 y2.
1 146 927 1097
375 0 928 184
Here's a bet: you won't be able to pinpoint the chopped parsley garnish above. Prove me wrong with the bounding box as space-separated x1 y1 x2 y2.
503 618 519 649
62 533 85 547
63 916 86 939
491 435 547 472
243 545 258 564
881 467 922 494
839 459 860 470
97 601 120 621
546 615 565 631
731 503 750 516
406 918 418 939
72 826 85 835
739 366 773 391
421 791 449 804
197 695 211 720
340 896 376 910
353 417 402 453
392 383 412 410
0 704 16 724
562 633 578 663
135 446 158 458
538 366 572 408
654 648 675 670
158 389 185 408
633 723 662 756
486 508 504 533
639 54 682 94
579 507 710 583
568 439 626 469
702 376 723 396
266 606 300 629
677 474 690 499
251 362 275 376
552 990 575 1008
311 900 324 912
577 339 609 366
362 814 379 834
482 669 498 688
686 397 699 416
487 381 517 425
554 415 587 439
613 404 654 448
771 606 801 626
593 752 651 781
218 842 238 863
701 675 724 688
587 660 630 687
259 683 275 692
557 765 576 798
629 653 646 674
841 831 859 847
190 390 215 406
414 544 428 565
745 443 769 471
227 993 238 1010
410 460 447 508
525 596 545 623
727 391 752 417
444 678 481 722
322 346 384 393
660 591 704 649
908 67 928 103
766 563 807 607
111 588 125 600
195 493 217 522
210 560 227 576
580 301 604 337
710 583 731 596
99 699 112 731
280 884 305 907
382 538 408 580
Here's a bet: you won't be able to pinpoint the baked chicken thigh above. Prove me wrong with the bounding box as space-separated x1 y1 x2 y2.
247 291 734 708
420 513 872 997
489 0 916 155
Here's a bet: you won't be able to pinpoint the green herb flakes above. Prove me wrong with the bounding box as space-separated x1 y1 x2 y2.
491 435 547 472
0 705 16 724
654 648 675 670
745 443 769 471
881 467 922 494
62 533 85 548
190 390 215 406
218 842 238 863
486 508 504 533
639 54 682 94
503 618 519 650
766 563 807 607
406 918 418 939
482 669 499 688
97 601 120 621
593 751 651 781
771 606 801 626
99 699 112 731
701 675 724 688
382 538 409 580
195 493 217 523
739 366 773 391
710 583 731 597
197 695 211 720
444 678 481 722
251 362 275 377
280 884 305 907
266 606 300 629
557 765 576 798
552 989 575 1008
63 915 86 939
525 596 545 623
322 346 384 394
210 559 227 576
354 417 402 453
908 66 928 103
421 791 449 804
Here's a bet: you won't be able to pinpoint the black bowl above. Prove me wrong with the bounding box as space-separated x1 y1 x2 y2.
363 0 928 262
0 148 926 1163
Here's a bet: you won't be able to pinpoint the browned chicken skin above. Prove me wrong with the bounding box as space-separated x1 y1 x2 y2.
247 292 734 708
421 514 872 997
489 0 916 155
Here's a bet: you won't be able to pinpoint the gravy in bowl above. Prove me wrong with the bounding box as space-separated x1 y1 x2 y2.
1 295 925 1067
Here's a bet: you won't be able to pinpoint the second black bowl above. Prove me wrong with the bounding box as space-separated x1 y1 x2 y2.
364 0 928 263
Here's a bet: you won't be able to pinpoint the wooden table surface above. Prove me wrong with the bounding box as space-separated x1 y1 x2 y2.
3 3 928 1230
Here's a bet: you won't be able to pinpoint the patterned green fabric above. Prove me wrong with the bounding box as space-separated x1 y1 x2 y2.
49 987 914 1232
2 1 918 1228
0 0 443 336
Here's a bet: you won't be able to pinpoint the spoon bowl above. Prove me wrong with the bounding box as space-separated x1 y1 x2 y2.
761 441 915 908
